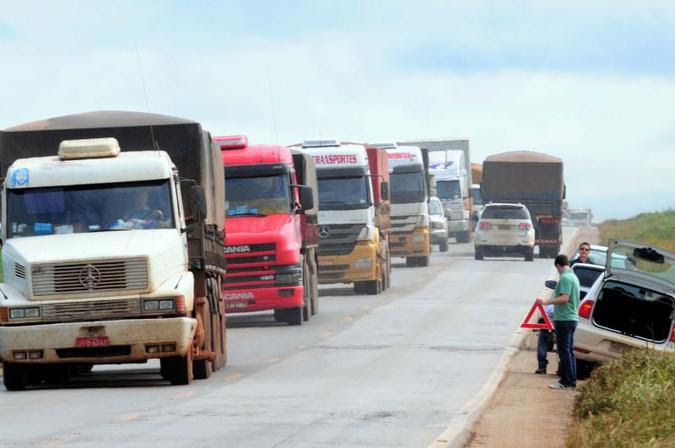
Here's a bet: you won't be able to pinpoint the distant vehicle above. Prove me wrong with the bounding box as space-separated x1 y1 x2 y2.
474 203 535 261
570 241 675 378
469 184 483 225
571 262 604 299
482 151 565 258
569 208 593 226
571 244 632 269
429 196 449 252
401 140 473 243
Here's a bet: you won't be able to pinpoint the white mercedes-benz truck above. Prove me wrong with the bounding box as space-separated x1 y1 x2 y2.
0 111 227 390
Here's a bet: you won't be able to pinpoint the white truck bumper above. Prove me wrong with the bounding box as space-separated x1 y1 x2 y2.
0 317 197 364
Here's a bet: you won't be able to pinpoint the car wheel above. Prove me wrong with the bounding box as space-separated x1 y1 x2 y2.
474 247 483 260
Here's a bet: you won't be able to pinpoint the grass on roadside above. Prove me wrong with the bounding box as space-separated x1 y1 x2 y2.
599 209 675 252
567 349 675 448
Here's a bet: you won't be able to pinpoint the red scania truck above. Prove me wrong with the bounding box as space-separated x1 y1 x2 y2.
217 136 319 325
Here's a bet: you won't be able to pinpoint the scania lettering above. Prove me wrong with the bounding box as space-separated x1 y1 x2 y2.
299 141 391 294
384 145 431 267
218 136 319 325
0 111 228 390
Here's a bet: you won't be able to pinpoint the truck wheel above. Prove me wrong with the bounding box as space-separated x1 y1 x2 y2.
274 309 286 322
417 255 430 267
285 307 303 326
474 247 484 260
358 280 380 295
310 256 319 315
193 298 212 380
161 350 193 385
525 248 534 262
406 257 417 267
302 261 311 322
2 361 28 391
456 231 470 243
439 240 449 252
385 252 392 289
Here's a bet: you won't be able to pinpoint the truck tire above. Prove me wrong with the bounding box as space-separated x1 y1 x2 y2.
192 297 213 380
385 252 392 289
355 279 380 295
456 231 470 243
525 248 534 262
161 350 193 386
418 255 430 267
2 361 28 391
310 255 319 315
285 307 303 326
439 240 449 252
302 260 311 322
474 247 484 260
274 309 286 322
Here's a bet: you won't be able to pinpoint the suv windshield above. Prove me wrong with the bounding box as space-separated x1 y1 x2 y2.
391 171 426 203
317 176 369 210
481 206 529 220
226 174 291 216
437 180 461 200
609 243 675 284
6 179 174 237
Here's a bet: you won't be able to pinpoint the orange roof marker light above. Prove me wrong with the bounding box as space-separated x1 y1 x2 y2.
520 300 554 330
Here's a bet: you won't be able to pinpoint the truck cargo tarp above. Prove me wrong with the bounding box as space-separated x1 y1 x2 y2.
0 110 225 231
482 151 564 201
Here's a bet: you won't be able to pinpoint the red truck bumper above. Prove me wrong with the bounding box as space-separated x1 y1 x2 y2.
223 286 304 313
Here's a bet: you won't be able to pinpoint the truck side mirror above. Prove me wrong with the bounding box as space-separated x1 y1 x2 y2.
380 182 389 201
191 185 207 221
298 185 314 211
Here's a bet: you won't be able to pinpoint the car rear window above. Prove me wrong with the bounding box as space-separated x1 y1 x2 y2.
481 206 529 220
574 266 603 288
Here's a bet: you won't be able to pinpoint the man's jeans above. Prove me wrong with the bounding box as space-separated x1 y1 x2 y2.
554 320 578 387
536 329 554 370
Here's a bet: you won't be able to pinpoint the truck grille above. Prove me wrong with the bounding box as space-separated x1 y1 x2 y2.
41 299 142 323
224 243 277 290
317 224 364 256
31 258 149 297
390 215 417 234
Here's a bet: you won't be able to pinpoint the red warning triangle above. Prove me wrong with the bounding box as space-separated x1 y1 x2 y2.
520 300 554 330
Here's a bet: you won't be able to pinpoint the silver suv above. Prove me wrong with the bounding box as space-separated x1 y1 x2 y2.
573 240 675 378
474 203 535 261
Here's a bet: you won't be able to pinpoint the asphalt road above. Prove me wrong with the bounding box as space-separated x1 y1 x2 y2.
0 228 574 448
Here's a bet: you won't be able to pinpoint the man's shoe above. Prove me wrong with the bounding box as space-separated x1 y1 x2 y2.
548 382 575 390
534 368 546 374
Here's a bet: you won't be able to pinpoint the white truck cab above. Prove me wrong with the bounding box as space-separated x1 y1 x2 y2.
0 136 223 390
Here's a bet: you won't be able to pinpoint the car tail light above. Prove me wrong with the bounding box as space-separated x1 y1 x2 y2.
518 223 531 230
579 299 594 319
671 326 675 343
479 221 492 230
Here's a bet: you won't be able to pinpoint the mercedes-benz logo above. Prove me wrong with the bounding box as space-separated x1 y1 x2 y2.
318 225 330 239
79 264 101 289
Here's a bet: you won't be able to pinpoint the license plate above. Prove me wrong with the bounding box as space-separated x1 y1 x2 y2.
608 341 629 353
226 301 248 309
498 225 511 230
75 336 109 348
319 260 335 266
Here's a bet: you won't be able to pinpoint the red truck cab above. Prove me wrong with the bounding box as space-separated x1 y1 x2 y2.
218 136 318 325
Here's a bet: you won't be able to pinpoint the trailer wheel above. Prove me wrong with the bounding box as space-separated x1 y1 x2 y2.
161 350 193 385
285 307 303 326
2 361 28 391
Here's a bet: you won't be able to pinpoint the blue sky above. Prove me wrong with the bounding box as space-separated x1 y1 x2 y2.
1 0 674 220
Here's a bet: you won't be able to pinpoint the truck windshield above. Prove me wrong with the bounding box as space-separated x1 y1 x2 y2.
437 180 462 200
226 174 291 216
317 176 369 210
390 171 426 204
6 179 175 238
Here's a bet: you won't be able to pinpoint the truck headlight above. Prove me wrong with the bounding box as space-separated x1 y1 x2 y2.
276 264 303 286
416 214 429 227
142 297 183 313
9 307 40 320
353 258 372 269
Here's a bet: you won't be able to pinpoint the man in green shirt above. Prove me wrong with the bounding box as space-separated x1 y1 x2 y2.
537 254 580 389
